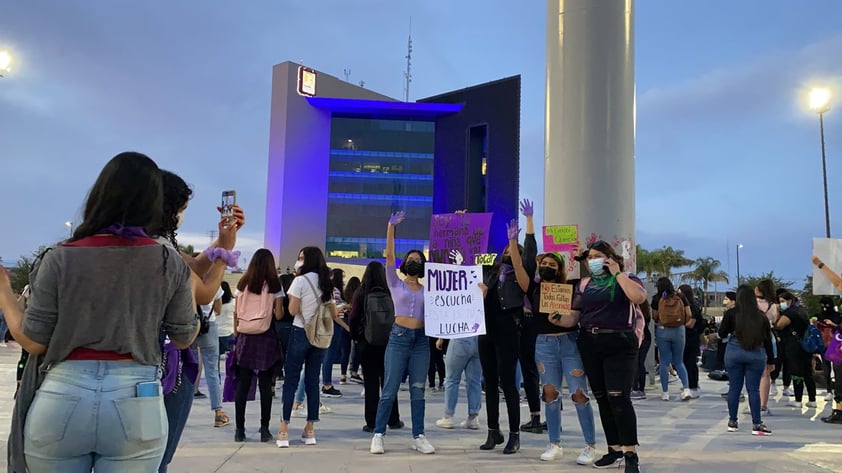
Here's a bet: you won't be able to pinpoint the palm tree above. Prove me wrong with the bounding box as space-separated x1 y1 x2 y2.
683 257 729 314
651 246 694 278
636 245 655 281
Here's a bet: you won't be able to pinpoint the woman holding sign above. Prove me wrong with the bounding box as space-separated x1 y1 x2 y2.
369 211 435 455
557 240 647 473
511 242 597 465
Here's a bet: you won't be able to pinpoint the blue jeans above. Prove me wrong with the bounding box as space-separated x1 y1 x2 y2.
24 361 165 473
725 339 767 425
535 333 597 445
656 326 689 391
0 309 8 340
322 321 344 386
282 326 325 422
159 376 194 473
193 320 222 410
375 325 429 437
442 336 482 417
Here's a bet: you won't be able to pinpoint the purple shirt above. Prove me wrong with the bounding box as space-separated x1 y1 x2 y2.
386 261 425 320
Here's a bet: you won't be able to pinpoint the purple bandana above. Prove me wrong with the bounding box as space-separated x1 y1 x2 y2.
99 224 149 240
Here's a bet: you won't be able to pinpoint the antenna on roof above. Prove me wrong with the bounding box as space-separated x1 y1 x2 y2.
404 18 413 102
343 68 351 82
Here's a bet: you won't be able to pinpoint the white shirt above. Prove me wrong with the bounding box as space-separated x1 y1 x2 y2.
287 272 332 328
199 287 225 323
216 300 235 337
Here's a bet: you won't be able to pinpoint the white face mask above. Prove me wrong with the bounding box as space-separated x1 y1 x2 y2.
294 260 304 273
175 210 185 229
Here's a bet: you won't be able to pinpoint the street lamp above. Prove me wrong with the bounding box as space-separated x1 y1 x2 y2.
736 243 744 286
809 87 832 238
65 221 73 237
0 50 11 77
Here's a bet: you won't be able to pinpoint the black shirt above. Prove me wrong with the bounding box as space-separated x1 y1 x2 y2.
526 278 577 335
718 308 775 363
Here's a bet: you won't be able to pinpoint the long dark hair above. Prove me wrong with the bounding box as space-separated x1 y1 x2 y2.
72 152 163 241
734 284 767 351
399 249 427 277
360 261 390 296
677 284 696 305
538 253 567 283
220 281 233 304
298 246 332 302
344 276 361 304
158 170 193 248
656 277 676 297
755 279 776 302
331 268 346 296
238 249 283 294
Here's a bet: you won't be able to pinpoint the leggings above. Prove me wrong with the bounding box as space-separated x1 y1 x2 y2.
479 330 521 432
235 369 273 430
428 338 446 387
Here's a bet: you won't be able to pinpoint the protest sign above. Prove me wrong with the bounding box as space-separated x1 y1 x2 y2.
538 282 573 315
543 225 578 253
429 213 493 266
474 253 497 266
424 262 486 339
813 238 842 295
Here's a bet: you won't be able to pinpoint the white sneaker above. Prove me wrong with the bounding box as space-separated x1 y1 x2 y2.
540 443 563 461
669 374 679 384
576 445 597 465
770 385 778 396
689 389 700 399
360 388 365 398
291 406 307 418
370 433 384 454
825 392 834 401
435 417 454 429
681 389 692 401
412 434 435 454
459 416 480 430
0 342 8 348
661 392 670 401
782 388 794 397
786 400 799 407
319 403 331 414
806 401 818 408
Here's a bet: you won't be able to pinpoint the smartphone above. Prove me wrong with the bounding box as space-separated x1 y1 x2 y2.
136 381 161 398
221 190 236 221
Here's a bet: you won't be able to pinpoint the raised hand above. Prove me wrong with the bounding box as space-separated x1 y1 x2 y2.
506 219 520 241
449 249 464 265
217 204 245 230
519 199 534 217
389 211 406 226
217 217 238 250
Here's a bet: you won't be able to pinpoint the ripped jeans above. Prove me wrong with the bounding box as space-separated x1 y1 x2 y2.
577 330 639 447
535 332 596 445
374 324 429 437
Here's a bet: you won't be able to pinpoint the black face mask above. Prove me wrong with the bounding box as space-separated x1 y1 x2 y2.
405 260 424 277
822 304 834 313
502 256 512 265
538 267 558 281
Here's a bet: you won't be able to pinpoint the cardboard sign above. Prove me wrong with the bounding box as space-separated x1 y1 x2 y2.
538 282 573 315
474 253 497 265
429 213 493 265
424 263 486 339
543 225 578 253
813 238 842 295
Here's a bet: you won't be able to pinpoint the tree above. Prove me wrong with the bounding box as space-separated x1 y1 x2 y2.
635 245 655 280
9 246 49 294
739 271 794 292
682 257 729 314
178 244 195 256
799 275 838 317
649 246 693 278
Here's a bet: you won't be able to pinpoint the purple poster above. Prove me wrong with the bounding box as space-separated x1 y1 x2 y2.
429 213 493 265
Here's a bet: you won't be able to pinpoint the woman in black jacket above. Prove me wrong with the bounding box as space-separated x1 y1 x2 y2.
774 291 817 408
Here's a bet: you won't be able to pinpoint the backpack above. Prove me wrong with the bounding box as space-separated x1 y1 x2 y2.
302 275 335 349
236 284 275 335
579 276 645 347
801 323 826 355
825 330 842 364
657 293 686 328
363 287 395 346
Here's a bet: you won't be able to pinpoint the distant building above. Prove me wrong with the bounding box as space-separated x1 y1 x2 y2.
264 61 521 266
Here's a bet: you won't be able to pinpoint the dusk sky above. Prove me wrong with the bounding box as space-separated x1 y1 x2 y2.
2 0 841 288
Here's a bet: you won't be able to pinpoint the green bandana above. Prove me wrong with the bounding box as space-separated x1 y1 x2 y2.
591 272 617 301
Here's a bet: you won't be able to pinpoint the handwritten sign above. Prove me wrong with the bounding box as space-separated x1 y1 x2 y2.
429 213 493 265
543 225 578 253
474 253 497 266
538 282 573 315
424 263 486 339
813 238 842 295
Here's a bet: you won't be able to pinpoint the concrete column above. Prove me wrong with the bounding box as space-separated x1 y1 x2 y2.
544 0 636 270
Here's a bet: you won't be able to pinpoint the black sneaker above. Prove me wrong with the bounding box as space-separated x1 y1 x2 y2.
822 409 842 424
388 420 405 429
321 386 342 398
751 423 772 436
350 374 364 384
194 391 206 399
520 416 543 434
363 425 374 433
727 420 738 432
623 452 640 473
593 449 624 469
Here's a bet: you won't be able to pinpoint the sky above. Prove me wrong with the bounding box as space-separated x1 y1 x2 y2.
1 0 841 288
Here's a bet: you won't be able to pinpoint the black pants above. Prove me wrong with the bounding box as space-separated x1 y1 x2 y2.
683 331 700 390
519 314 541 413
350 340 362 373
578 330 639 446
634 335 652 392
235 368 273 430
824 359 837 394
479 322 521 432
428 337 446 387
787 350 817 403
360 343 400 428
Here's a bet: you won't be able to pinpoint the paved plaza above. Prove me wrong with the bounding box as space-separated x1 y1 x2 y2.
1 344 840 472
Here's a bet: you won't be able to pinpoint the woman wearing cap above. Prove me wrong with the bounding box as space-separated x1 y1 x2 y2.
555 240 646 472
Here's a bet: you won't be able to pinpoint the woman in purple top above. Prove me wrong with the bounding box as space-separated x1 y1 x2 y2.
369 211 435 455
557 240 646 473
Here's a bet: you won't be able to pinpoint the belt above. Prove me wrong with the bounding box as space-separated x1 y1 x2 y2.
544 331 573 337
582 327 633 335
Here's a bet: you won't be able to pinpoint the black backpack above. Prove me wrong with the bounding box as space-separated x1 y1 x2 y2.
363 287 395 346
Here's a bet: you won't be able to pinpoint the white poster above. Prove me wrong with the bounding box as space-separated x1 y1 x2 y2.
424 262 486 339
813 238 842 295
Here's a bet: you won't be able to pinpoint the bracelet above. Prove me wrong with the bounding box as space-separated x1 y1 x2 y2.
819 263 825 269
204 247 241 268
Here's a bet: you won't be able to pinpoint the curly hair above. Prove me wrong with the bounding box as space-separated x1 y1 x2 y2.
159 170 193 248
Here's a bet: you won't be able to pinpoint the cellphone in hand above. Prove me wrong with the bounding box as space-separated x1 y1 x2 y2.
221 190 236 221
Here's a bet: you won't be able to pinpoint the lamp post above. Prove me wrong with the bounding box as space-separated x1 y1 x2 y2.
0 50 11 77
65 221 73 238
736 243 744 286
809 87 832 238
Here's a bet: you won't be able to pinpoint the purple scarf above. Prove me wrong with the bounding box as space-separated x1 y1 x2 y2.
99 224 149 240
498 263 514 283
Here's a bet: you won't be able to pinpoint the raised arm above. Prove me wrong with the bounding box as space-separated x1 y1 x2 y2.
190 218 237 304
520 199 537 278
184 205 245 275
386 211 405 268
812 256 842 291
507 219 530 293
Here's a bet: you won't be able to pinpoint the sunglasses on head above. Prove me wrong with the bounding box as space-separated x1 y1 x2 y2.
587 240 612 252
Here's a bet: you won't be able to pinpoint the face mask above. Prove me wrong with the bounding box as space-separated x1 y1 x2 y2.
588 258 605 275
502 255 512 265
538 267 558 281
780 302 789 311
175 210 185 229
405 260 424 277
294 260 304 273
